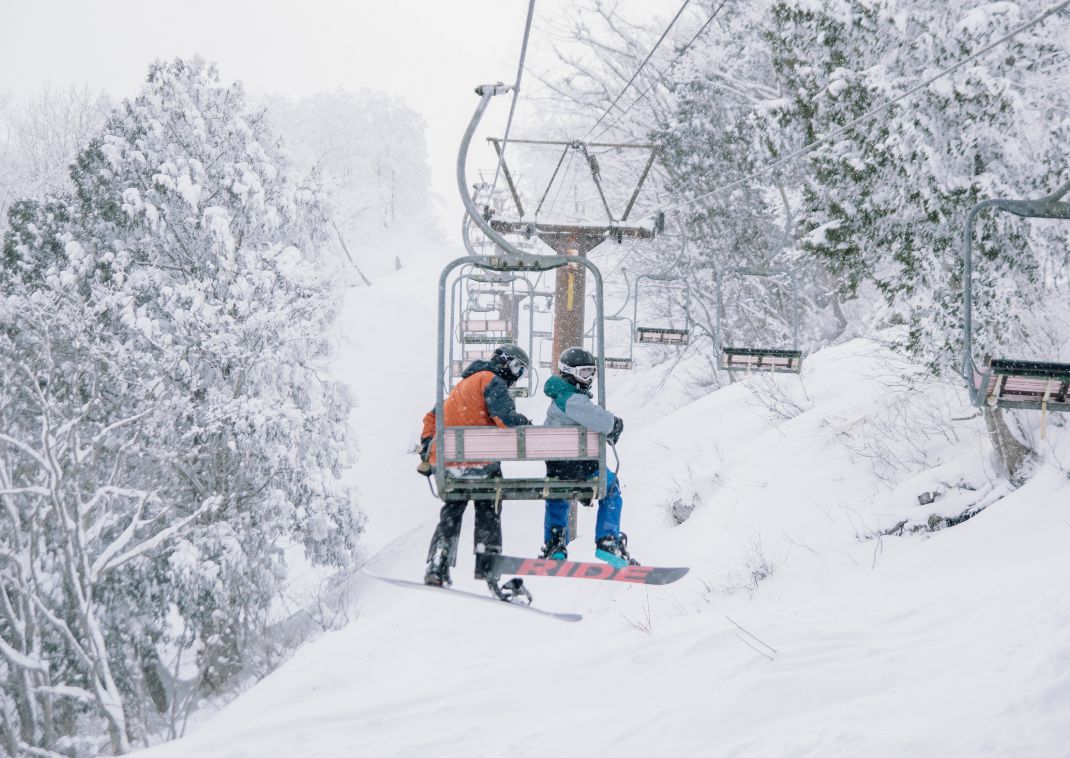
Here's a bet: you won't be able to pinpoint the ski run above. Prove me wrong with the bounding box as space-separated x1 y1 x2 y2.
134 243 1070 758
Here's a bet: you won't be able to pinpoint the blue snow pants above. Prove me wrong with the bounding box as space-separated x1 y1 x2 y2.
543 471 622 543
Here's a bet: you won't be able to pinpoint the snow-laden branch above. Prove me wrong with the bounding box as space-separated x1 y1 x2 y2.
35 684 94 703
90 494 220 579
0 486 49 497
79 485 150 519
0 633 48 673
0 433 48 471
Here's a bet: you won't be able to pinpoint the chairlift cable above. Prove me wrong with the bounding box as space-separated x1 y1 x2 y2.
489 0 537 203
580 0 692 141
640 0 1070 222
545 148 578 220
592 0 729 142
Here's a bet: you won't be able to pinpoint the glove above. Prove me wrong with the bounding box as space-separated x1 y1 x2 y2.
417 436 433 477
607 416 624 445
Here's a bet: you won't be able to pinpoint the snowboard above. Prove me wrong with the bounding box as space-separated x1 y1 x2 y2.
482 554 689 585
363 571 583 622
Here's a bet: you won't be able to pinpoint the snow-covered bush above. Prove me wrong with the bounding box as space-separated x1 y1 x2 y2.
0 58 361 755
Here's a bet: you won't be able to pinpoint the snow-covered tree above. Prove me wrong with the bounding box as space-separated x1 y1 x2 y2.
564 0 1070 374
1 58 361 755
0 84 111 228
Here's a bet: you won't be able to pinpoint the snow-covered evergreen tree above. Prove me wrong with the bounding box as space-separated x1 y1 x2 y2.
0 58 361 755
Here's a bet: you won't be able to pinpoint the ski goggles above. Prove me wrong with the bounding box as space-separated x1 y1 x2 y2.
569 365 597 382
506 356 528 379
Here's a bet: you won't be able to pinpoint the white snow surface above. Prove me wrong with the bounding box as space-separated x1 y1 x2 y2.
136 240 1070 758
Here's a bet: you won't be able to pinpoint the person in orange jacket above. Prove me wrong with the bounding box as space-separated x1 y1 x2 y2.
418 344 530 587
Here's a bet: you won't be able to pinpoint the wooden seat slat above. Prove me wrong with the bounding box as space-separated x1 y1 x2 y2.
442 426 599 463
460 319 509 332
973 360 1070 410
721 347 802 374
637 327 689 345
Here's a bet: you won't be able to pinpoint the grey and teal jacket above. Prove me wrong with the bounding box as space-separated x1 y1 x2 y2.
543 375 615 480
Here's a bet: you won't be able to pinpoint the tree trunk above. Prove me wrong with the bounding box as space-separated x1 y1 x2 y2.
982 406 1035 486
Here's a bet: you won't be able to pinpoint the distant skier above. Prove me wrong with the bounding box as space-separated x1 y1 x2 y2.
539 347 638 567
417 344 531 588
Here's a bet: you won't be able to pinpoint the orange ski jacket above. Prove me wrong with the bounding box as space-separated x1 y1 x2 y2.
420 360 529 465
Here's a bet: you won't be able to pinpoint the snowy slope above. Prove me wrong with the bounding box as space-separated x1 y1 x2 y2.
136 241 1070 758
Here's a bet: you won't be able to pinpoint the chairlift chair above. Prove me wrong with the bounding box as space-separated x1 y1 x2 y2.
962 181 1070 412
438 252 610 501
585 311 634 370
604 316 635 370
447 265 537 399
715 267 803 374
633 274 692 345
431 82 614 502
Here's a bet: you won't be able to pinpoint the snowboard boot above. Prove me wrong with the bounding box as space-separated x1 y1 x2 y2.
424 545 453 587
473 546 501 582
539 526 568 560
595 532 640 568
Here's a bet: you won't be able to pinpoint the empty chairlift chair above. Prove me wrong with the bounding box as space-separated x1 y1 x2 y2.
633 274 691 345
715 267 803 374
447 266 538 399
962 181 1070 413
586 314 634 370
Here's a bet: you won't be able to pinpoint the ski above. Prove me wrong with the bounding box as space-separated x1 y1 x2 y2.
482 554 689 585
363 571 583 622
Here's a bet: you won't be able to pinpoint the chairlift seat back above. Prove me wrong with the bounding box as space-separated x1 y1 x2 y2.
438 425 605 501
460 318 511 344
605 357 633 370
637 326 690 345
973 358 1070 411
721 347 803 374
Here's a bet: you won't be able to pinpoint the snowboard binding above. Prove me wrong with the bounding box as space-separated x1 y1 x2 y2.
486 576 533 605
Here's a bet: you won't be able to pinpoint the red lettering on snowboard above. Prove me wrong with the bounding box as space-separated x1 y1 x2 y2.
577 563 615 580
553 561 578 577
613 565 654 583
517 559 555 576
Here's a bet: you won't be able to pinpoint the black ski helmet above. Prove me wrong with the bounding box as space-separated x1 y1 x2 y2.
493 343 530 382
558 346 597 389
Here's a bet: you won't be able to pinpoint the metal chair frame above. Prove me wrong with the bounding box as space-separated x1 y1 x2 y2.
715 266 802 374
432 82 610 502
962 180 1070 412
633 273 692 345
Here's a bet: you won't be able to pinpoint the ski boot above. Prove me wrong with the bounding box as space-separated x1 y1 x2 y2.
595 532 640 568
539 525 568 560
423 546 452 587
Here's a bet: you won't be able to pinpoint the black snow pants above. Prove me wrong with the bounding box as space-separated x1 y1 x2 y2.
425 499 502 568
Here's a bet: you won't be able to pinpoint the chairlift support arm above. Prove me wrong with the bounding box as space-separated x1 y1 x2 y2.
441 84 609 498
961 179 1070 407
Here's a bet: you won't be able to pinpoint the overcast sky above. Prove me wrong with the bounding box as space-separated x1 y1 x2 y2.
0 0 571 230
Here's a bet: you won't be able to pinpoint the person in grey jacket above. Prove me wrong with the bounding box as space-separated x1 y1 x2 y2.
540 346 638 567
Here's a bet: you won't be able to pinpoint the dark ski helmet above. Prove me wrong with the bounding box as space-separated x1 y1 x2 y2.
493 344 529 382
558 346 597 389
